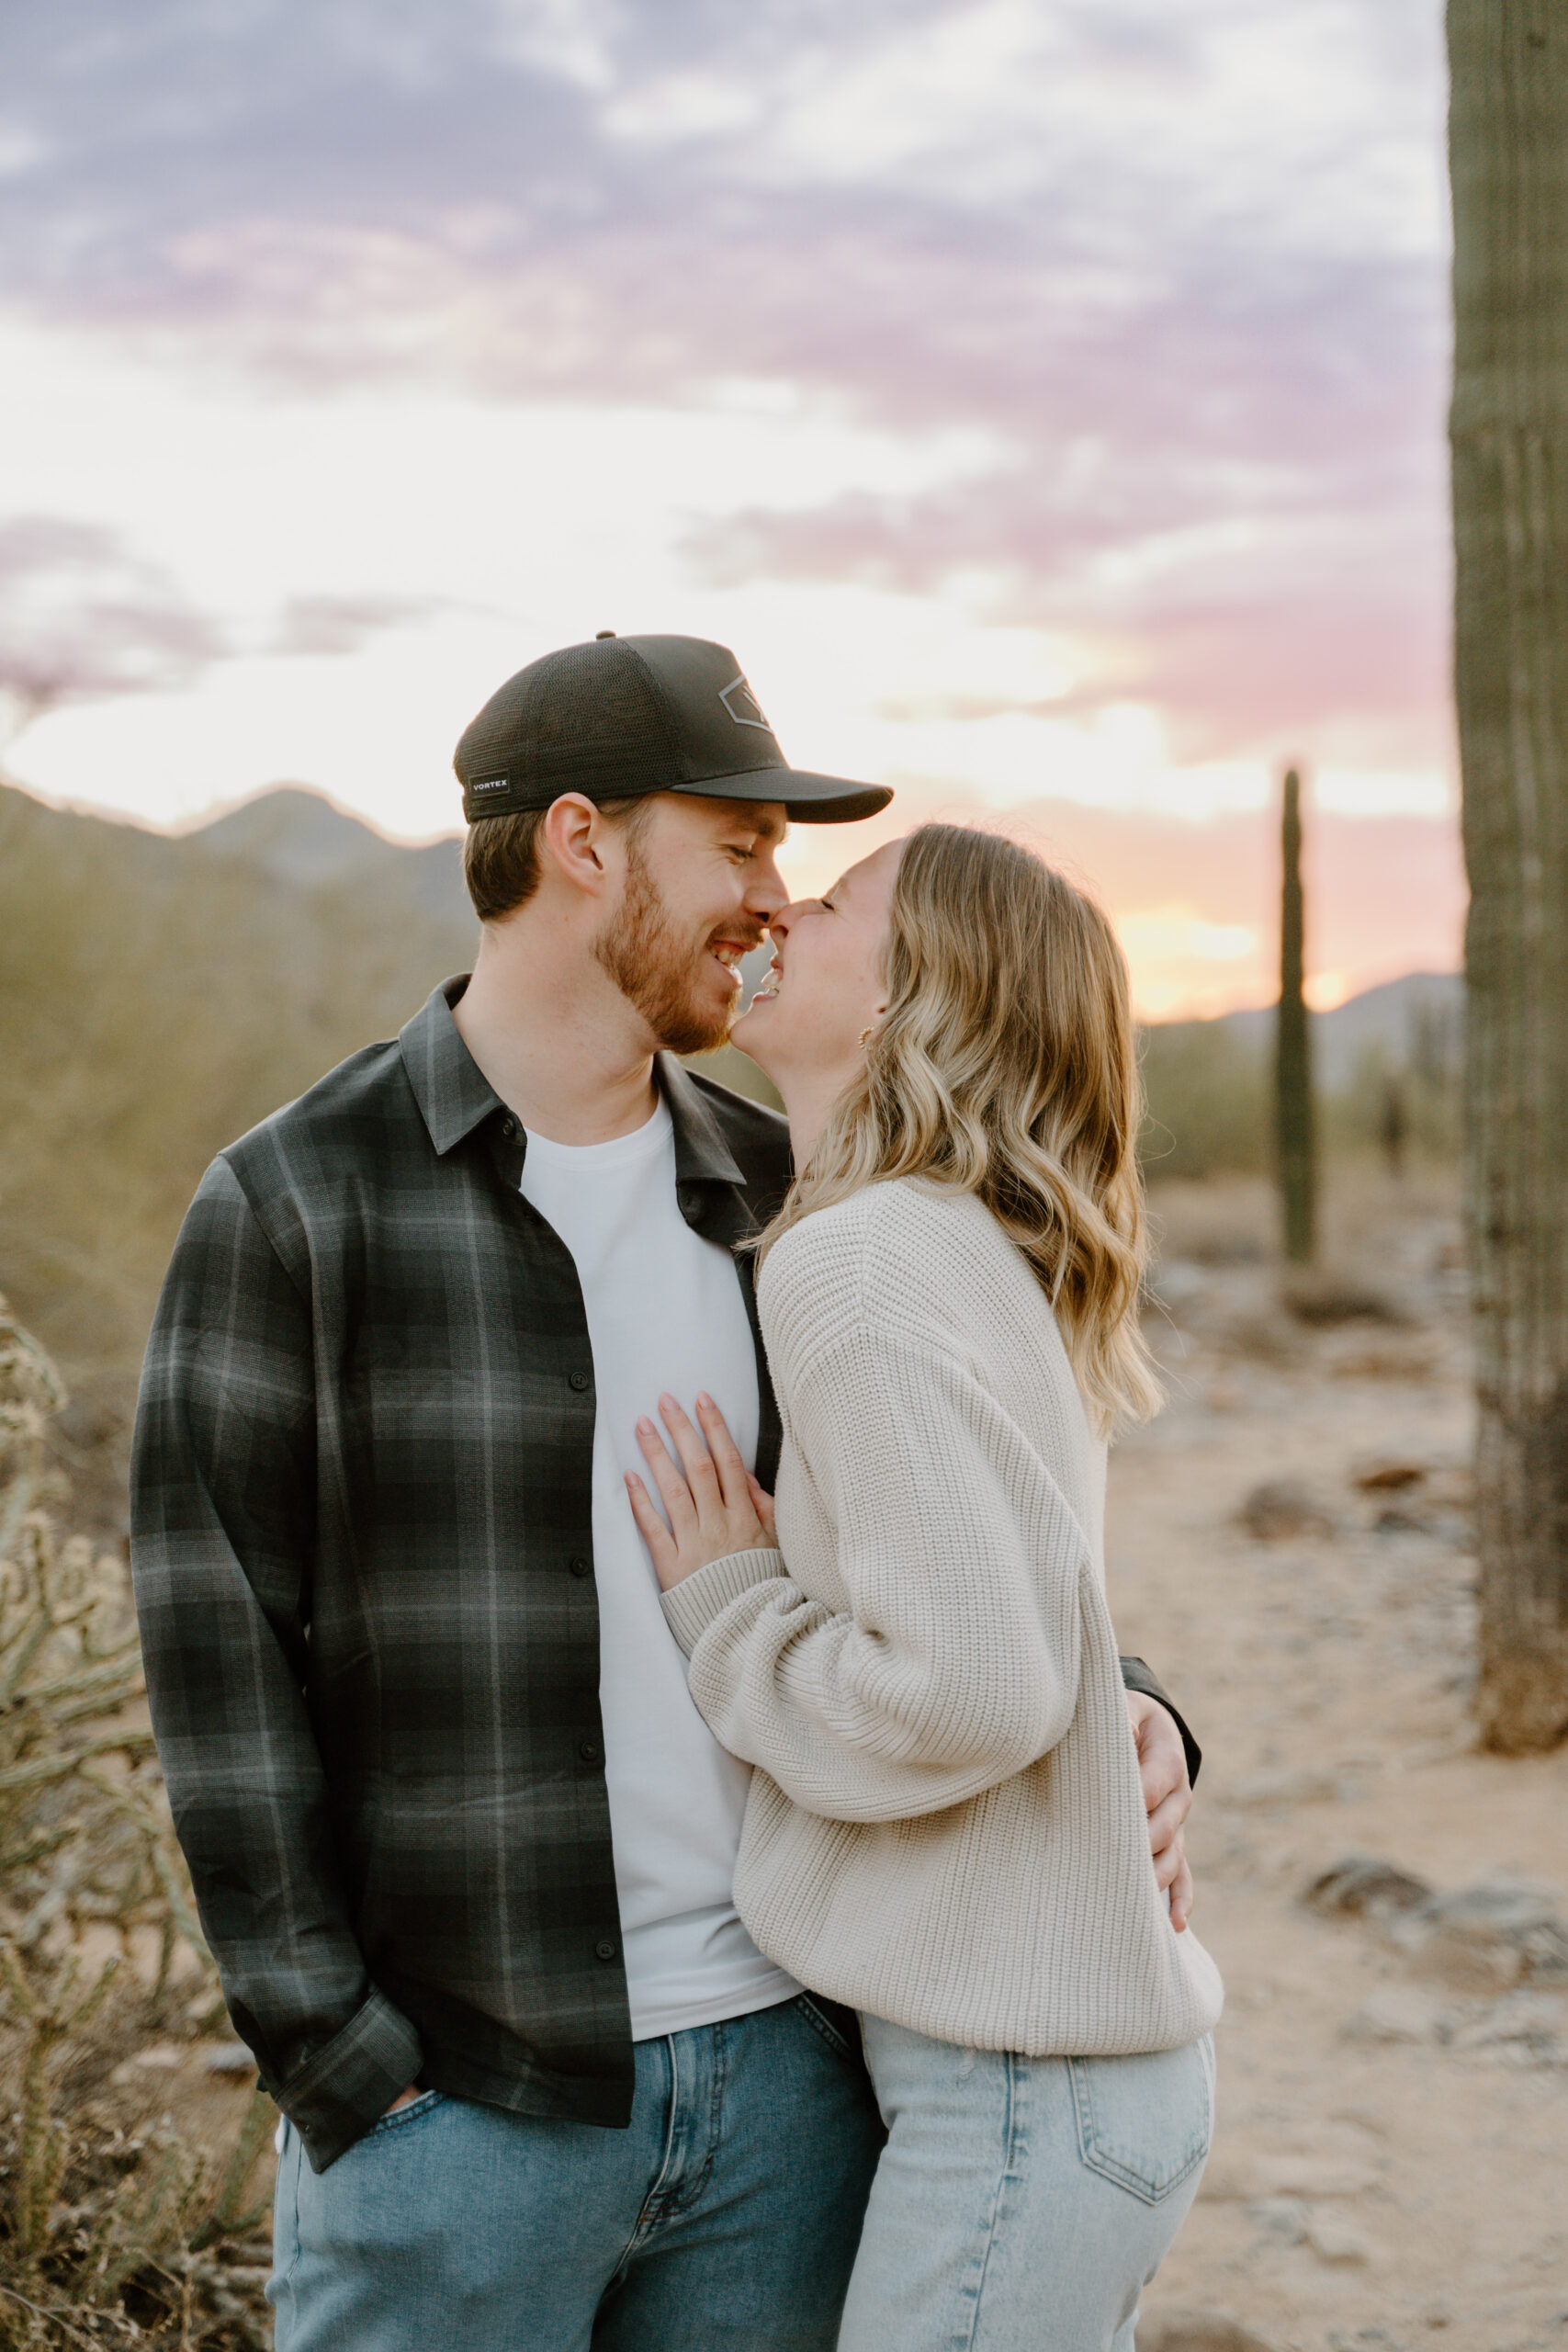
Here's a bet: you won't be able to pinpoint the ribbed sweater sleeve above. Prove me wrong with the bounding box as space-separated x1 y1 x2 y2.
662 1317 1089 1825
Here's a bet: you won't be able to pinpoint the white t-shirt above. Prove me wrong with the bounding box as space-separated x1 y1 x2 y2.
517 1096 799 2040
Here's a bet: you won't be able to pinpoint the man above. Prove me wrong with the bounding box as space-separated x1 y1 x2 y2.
132 632 1201 2352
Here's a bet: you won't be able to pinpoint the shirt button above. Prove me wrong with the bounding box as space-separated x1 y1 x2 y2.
500 1116 518 1139
570 1556 592 1579
594 1939 617 1963
569 1370 591 1393
578 1739 602 1765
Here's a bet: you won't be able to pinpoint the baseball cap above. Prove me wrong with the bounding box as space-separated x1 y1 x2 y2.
455 633 892 825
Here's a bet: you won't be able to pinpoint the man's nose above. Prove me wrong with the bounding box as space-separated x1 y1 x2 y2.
744 854 790 922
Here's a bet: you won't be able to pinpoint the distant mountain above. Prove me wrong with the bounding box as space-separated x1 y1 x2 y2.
1216 971 1463 1091
1138 971 1463 1182
188 785 471 926
0 778 478 1393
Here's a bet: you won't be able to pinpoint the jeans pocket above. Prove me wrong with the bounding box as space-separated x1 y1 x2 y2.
793 1992 860 2062
365 2088 446 2139
1068 2038 1213 2206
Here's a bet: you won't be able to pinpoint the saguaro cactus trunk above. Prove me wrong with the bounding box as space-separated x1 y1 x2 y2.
1275 766 1315 1265
1450 0 1568 1751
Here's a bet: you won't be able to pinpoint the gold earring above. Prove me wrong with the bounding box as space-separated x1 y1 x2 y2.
858 1026 876 1054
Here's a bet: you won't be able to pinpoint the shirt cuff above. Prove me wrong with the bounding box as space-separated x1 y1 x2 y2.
276 1985 423 2174
661 1546 786 1657
1119 1655 1202 1790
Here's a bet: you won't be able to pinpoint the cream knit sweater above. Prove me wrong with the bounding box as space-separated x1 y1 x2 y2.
662 1177 1224 2057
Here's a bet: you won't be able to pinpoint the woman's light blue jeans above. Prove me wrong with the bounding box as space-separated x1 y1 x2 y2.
267 1993 885 2352
838 2018 1215 2352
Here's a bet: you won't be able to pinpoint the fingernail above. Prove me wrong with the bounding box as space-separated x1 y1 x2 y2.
637 1417 654 1434
697 1392 713 1409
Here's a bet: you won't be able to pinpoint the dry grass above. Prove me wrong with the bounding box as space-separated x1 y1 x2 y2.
0 1299 276 2348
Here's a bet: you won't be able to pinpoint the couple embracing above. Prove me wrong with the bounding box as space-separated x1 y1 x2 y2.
132 632 1223 2352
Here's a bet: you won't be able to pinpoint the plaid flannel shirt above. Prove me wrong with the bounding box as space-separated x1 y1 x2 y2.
131 978 1197 2173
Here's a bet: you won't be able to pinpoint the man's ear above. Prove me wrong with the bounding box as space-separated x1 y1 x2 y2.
538 795 615 898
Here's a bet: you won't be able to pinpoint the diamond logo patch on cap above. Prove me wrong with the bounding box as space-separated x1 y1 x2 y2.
719 673 771 731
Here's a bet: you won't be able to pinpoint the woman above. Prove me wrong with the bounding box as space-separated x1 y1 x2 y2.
626 825 1223 2352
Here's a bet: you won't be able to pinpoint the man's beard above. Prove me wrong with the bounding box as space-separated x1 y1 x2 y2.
592 837 739 1057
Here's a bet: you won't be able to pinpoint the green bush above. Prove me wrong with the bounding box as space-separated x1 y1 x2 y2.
1138 1020 1268 1182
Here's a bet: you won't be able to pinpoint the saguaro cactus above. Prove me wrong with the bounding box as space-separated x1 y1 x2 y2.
1275 766 1316 1264
1450 0 1568 1750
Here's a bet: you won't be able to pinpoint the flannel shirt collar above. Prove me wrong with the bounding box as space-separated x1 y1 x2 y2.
400 978 504 1156
399 978 747 1194
657 1056 747 1191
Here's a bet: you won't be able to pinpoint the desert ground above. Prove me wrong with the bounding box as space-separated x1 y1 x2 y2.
4 1162 1565 2347
1126 1173 1568 2352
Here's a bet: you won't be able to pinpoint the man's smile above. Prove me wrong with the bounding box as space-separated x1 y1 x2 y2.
709 936 761 989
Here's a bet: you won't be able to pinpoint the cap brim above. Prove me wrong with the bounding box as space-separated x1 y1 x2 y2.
669 766 893 824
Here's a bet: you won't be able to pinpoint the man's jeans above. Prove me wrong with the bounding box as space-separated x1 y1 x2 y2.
268 1993 885 2352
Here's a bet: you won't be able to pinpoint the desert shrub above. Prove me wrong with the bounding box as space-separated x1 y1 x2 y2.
1328 1037 1462 1169
1139 1019 1268 1182
0 1298 274 2348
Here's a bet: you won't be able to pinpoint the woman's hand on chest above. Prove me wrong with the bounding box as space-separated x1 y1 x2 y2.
626 1393 778 1591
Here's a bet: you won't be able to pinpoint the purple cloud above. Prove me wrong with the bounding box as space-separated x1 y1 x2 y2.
0 0 1452 770
0 515 225 722
269 594 433 659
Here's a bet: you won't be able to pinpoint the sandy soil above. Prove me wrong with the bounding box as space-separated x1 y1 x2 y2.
1121 1175 1568 2352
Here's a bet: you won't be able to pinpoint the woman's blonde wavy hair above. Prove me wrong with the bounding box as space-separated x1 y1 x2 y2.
758 823 1162 1434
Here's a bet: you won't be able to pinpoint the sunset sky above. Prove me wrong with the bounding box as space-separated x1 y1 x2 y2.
1 0 1461 1016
